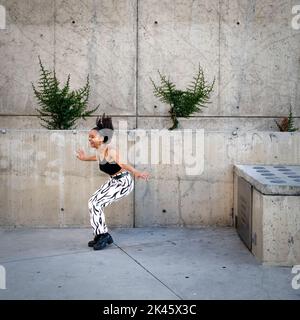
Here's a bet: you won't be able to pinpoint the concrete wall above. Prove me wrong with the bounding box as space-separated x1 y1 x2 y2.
1 1 300 228
1 130 299 227
0 0 299 131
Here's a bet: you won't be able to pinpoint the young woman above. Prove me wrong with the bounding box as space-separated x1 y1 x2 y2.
76 114 150 250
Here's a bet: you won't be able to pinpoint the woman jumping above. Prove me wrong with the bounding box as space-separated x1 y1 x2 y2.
76 114 150 250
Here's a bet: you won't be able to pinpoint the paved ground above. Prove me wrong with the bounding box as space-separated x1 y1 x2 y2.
0 227 299 300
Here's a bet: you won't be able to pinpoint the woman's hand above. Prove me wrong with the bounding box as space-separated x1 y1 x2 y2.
76 149 87 161
134 171 150 181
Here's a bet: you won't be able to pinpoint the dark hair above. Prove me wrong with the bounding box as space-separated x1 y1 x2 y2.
92 113 114 143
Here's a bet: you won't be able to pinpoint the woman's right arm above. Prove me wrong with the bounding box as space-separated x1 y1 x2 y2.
76 149 97 161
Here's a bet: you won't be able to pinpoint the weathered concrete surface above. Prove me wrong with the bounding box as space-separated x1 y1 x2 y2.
0 0 136 117
138 0 219 116
0 0 299 130
139 0 300 117
219 0 300 117
0 116 138 130
234 165 300 195
137 117 300 131
1 130 300 227
1 116 300 131
54 0 137 116
0 227 299 300
135 130 300 227
0 130 134 227
0 0 55 116
252 189 300 266
234 164 300 266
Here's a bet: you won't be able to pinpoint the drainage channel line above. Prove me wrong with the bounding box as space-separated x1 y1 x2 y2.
114 243 183 300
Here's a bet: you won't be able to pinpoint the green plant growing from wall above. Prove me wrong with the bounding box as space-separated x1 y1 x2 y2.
150 65 215 130
274 105 299 132
32 57 99 129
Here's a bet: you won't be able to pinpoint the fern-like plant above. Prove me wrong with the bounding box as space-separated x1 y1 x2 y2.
274 105 299 132
32 57 99 129
151 65 215 130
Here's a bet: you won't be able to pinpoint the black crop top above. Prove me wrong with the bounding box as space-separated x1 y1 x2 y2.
99 158 122 175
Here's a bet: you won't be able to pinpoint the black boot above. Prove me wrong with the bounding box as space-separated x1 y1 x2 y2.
93 233 114 250
88 234 101 247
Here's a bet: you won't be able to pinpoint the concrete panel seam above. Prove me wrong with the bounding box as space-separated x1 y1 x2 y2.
114 242 183 300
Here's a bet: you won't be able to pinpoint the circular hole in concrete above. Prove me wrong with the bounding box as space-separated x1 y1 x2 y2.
162 209 166 213
261 173 275 176
265 176 278 179
256 170 270 173
154 21 158 24
273 165 285 168
270 180 286 183
277 168 291 171
185 276 189 278
283 172 296 175
253 166 265 169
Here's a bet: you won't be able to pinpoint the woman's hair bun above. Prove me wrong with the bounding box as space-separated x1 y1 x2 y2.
95 113 113 131
92 113 114 144
102 113 114 131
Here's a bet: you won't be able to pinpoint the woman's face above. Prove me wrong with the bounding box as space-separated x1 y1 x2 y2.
88 130 103 149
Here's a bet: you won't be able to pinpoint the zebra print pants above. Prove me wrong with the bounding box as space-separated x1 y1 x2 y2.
88 171 134 235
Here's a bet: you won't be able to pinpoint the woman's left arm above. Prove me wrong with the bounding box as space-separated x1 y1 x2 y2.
108 147 150 180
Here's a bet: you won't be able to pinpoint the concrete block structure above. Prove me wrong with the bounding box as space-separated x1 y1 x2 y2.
234 164 300 266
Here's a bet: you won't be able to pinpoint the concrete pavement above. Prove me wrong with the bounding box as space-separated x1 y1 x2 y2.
0 227 299 300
